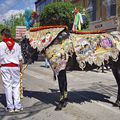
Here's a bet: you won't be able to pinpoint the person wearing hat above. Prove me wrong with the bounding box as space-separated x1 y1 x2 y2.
0 28 23 112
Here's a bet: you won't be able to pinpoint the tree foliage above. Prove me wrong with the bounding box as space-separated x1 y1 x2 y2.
40 2 89 30
9 13 24 38
0 13 24 40
0 24 5 41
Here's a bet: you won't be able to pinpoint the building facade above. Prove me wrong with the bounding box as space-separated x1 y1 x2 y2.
116 0 120 31
35 0 54 13
65 0 119 32
35 0 120 31
88 0 117 32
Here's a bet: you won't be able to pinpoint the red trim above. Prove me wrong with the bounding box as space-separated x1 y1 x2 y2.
29 25 116 33
71 30 106 34
30 25 68 32
1 63 19 67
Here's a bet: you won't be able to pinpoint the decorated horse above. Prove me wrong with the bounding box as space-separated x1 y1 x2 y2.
20 25 120 110
20 6 120 110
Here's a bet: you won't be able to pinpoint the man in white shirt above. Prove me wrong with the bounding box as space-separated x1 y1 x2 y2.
0 28 23 112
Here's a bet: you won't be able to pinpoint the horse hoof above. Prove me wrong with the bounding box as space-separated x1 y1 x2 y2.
62 101 68 107
55 104 62 111
113 100 120 107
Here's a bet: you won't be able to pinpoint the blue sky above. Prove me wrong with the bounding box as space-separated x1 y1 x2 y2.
0 0 35 23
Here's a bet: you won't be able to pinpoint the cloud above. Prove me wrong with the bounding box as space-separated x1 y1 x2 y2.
0 9 24 23
0 0 19 14
0 0 35 23
23 0 35 10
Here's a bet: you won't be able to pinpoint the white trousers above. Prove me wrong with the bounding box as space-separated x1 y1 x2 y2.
0 67 22 109
45 58 49 67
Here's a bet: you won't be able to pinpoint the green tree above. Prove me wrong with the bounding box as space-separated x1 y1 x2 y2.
0 24 5 41
3 13 24 38
10 13 24 38
0 13 24 42
40 2 89 30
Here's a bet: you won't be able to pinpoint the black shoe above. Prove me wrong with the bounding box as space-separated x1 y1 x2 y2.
45 65 49 68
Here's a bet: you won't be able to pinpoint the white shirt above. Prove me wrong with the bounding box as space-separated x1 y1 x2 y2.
0 42 22 65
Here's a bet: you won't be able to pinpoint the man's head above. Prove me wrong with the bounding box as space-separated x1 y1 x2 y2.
1 28 12 39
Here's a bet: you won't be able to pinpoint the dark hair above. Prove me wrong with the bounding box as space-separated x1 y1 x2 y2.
1 28 12 38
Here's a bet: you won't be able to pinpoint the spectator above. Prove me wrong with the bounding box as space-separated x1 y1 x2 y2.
0 28 23 112
45 57 50 68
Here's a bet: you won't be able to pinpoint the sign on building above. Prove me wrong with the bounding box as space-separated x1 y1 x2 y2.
90 17 117 32
16 26 26 39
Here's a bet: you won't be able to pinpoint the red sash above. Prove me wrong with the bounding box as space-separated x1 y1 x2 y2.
1 63 18 67
3 38 15 51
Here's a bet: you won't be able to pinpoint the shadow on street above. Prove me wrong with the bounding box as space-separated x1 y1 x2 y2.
0 89 115 119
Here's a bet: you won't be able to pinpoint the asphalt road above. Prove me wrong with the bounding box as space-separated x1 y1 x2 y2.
0 61 120 120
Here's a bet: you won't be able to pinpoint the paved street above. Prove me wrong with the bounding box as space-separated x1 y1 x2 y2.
0 61 120 120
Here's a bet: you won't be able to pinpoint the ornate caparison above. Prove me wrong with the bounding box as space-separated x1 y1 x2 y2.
70 32 120 70
25 25 68 52
25 25 120 74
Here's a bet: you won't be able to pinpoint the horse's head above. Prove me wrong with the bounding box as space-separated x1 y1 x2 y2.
45 27 69 48
20 37 39 64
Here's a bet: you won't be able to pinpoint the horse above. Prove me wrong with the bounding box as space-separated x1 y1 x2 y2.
22 26 120 110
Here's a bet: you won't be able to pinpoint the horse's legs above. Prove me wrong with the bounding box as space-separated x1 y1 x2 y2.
111 63 120 107
55 70 68 110
57 70 68 100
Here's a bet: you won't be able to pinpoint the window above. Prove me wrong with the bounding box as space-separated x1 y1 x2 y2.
103 0 116 17
87 0 96 21
36 0 54 13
